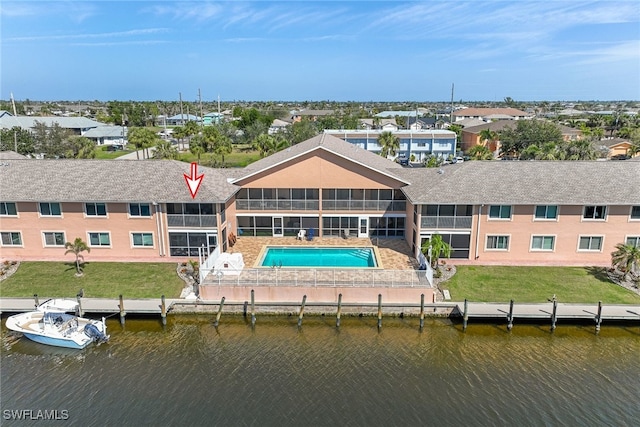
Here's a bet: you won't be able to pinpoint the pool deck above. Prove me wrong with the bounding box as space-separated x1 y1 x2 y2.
226 236 419 270
199 236 429 304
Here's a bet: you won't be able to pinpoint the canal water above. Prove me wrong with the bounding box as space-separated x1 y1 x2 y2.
1 315 639 426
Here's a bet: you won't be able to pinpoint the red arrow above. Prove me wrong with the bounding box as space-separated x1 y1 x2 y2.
184 162 204 199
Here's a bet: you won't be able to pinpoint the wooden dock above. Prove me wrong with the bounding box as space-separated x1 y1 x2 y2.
1 296 638 331
456 299 640 332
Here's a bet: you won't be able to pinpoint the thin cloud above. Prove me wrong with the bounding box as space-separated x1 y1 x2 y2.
6 28 170 42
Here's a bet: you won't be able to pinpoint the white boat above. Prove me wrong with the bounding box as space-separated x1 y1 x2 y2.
5 300 109 350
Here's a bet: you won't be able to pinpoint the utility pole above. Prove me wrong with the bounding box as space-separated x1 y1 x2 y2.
198 88 203 127
450 83 454 125
179 92 184 126
10 93 18 152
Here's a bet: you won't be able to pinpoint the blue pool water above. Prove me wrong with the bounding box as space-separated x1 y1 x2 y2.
260 247 377 267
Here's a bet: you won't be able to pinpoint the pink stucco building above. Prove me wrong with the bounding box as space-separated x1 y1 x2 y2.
1 134 639 267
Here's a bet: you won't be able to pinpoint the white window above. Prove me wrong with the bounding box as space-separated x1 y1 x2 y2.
88 232 111 247
43 232 65 247
531 235 555 251
0 202 17 216
534 205 558 220
625 236 640 248
583 205 606 220
578 236 603 251
39 202 62 217
129 203 151 217
1 231 22 246
85 203 107 216
132 232 154 247
486 235 509 250
488 205 511 219
631 206 640 220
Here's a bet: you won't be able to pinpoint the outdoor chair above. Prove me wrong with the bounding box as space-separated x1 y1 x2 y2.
297 229 306 240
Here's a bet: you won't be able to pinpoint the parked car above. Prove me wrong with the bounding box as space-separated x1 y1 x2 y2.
107 145 124 152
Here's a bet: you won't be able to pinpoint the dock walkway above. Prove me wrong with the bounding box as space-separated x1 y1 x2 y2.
1 297 639 329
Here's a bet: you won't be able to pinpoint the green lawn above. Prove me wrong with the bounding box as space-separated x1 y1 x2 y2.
441 266 640 304
0 262 185 299
177 147 262 167
95 146 135 159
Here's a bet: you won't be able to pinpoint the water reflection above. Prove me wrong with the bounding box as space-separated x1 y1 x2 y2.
2 316 639 427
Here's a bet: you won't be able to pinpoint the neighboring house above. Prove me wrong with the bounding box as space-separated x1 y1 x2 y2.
0 115 104 135
1 135 638 270
0 110 14 119
407 117 436 130
597 138 635 159
0 151 28 160
83 125 127 146
165 114 201 126
359 118 401 131
203 112 224 126
324 129 456 161
291 110 334 122
460 120 582 152
374 111 420 118
452 118 486 128
268 119 291 135
452 108 532 122
460 120 517 152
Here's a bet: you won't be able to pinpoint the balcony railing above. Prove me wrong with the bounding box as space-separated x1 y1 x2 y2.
421 216 472 229
236 200 320 211
167 214 217 228
322 201 406 211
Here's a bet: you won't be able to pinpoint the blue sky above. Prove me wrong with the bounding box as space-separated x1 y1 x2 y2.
2 1 639 102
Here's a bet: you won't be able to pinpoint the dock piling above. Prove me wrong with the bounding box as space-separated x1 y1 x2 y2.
76 294 84 317
34 294 39 308
297 295 307 327
119 294 126 326
507 299 514 331
551 299 558 331
250 290 256 327
336 293 342 328
595 300 602 333
377 294 382 330
214 297 225 327
463 299 468 331
419 293 425 330
160 295 167 326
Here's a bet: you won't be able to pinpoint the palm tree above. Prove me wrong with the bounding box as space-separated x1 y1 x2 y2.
128 127 158 160
64 237 90 276
478 129 498 153
467 145 493 160
378 131 399 158
421 234 453 270
189 135 206 164
611 243 640 284
153 140 178 160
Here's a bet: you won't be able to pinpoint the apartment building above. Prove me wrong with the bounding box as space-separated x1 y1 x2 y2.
1 134 638 267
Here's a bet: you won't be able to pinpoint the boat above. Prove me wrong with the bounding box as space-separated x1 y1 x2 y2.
5 299 109 349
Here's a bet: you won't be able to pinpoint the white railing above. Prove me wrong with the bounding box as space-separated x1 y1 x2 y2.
198 246 220 285
201 267 432 289
417 252 433 287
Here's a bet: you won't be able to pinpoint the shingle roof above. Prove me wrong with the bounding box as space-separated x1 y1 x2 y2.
396 161 640 205
234 133 408 184
0 151 27 160
0 160 238 203
83 126 127 138
0 116 102 130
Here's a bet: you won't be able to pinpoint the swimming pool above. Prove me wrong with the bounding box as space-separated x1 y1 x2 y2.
259 246 378 268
